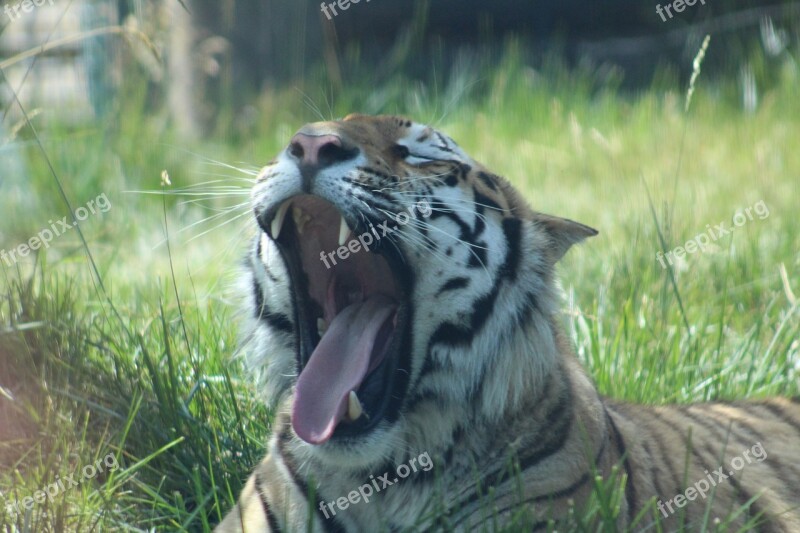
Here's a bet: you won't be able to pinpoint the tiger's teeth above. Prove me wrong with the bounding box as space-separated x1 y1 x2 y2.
317 318 327 337
347 390 363 421
271 202 289 239
292 207 312 235
338 216 351 246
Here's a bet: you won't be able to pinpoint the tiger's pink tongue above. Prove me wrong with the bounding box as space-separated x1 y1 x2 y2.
292 296 396 445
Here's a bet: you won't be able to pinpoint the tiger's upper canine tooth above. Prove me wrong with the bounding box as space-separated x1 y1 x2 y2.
347 390 363 421
317 318 327 336
338 216 351 246
271 202 290 239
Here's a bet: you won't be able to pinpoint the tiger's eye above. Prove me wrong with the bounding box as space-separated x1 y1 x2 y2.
393 145 410 159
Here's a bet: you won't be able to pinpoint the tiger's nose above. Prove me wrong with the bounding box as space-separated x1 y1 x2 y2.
288 133 359 170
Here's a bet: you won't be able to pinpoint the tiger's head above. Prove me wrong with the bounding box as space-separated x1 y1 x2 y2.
244 114 596 466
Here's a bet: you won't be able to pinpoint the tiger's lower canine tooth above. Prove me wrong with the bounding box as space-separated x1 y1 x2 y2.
348 390 363 421
338 216 351 246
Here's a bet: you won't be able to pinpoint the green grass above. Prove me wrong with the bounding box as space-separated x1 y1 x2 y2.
1 38 798 531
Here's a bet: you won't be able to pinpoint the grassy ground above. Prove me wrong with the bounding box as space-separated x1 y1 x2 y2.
0 40 798 531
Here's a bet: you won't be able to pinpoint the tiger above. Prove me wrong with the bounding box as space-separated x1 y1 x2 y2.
216 114 800 532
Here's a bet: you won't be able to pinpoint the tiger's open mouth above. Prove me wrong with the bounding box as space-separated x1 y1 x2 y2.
265 194 412 445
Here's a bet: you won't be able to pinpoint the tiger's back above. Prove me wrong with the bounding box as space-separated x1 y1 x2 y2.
216 114 800 532
611 398 800 531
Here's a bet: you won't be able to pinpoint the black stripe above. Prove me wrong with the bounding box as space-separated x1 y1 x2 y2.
466 235 488 269
701 404 767 442
681 406 798 491
514 291 543 329
404 388 446 412
261 311 293 335
434 132 454 153
417 353 447 377
252 272 265 318
604 407 638 524
474 401 608 529
428 199 468 228
355 166 391 181
349 191 396 217
518 427 608 508
473 187 502 213
253 237 279 282
613 403 675 505
255 472 283 532
649 410 772 527
252 276 293 334
643 410 693 498
442 425 465 469
499 218 522 281
276 426 347 533
468 293 550 405
428 194 491 269
367 186 397 205
428 292 494 348
425 216 523 350
761 402 800 438
724 474 771 531
640 440 662 501
517 380 573 472
682 406 756 452
476 171 498 192
453 374 573 520
436 276 470 296
698 441 771 531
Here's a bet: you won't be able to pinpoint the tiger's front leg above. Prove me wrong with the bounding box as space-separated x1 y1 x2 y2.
215 444 322 533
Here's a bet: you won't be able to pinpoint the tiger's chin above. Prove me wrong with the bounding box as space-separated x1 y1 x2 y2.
266 194 414 449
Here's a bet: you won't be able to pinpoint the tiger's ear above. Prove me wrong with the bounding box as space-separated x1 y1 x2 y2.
533 213 598 263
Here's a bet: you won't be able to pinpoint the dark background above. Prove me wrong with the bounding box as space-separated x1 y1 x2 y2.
177 0 798 89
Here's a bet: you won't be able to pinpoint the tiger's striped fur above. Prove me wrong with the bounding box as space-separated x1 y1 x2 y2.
217 114 800 532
